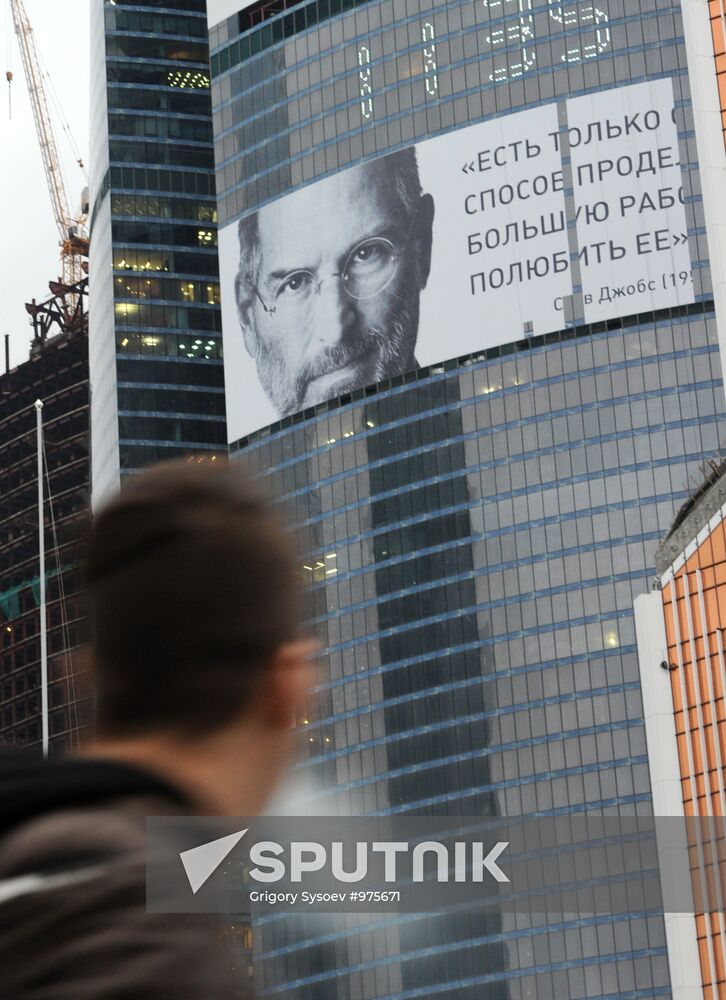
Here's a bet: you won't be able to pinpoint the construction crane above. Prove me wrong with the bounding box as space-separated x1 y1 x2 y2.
8 0 88 287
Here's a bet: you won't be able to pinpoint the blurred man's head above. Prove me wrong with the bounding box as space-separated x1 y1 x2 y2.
236 148 435 416
84 460 312 811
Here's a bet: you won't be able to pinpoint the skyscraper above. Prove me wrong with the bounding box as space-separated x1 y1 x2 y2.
0 288 90 753
89 0 226 504
210 0 726 996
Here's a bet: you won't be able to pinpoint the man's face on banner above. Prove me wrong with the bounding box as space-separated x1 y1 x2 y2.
236 157 434 417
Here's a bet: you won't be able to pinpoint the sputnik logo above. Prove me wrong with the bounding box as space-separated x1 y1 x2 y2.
180 829 248 894
179 831 511 892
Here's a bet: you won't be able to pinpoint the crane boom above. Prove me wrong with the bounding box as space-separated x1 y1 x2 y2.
10 0 85 286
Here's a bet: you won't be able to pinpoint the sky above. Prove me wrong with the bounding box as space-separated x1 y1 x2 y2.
0 0 90 369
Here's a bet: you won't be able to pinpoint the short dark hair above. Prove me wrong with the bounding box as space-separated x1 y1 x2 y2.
85 460 300 737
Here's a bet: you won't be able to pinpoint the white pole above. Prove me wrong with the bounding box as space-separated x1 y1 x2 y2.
35 399 48 758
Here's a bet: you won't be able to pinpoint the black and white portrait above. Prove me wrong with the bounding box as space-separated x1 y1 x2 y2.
234 148 435 419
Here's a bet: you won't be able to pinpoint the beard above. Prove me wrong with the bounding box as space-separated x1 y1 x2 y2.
255 293 420 418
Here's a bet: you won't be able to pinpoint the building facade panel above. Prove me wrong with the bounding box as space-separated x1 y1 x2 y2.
637 465 726 1000
708 0 726 144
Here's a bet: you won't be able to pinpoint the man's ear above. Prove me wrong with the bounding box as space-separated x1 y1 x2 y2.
258 640 317 730
235 274 257 358
414 192 435 290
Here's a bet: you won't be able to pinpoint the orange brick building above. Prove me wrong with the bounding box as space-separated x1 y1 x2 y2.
709 1 726 146
636 463 726 999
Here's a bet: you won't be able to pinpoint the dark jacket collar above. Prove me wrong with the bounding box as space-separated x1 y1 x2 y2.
0 749 190 837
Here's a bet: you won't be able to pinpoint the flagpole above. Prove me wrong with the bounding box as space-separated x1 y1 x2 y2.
35 399 48 758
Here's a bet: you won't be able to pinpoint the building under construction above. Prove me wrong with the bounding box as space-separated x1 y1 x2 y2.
0 278 90 752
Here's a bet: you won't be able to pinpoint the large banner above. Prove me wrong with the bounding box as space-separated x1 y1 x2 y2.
207 0 253 27
220 79 694 442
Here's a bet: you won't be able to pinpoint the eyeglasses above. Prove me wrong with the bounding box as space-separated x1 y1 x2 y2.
254 233 406 323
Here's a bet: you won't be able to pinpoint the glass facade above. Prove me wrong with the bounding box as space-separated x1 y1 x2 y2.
210 0 726 996
210 0 703 226
234 308 723 998
89 0 226 502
